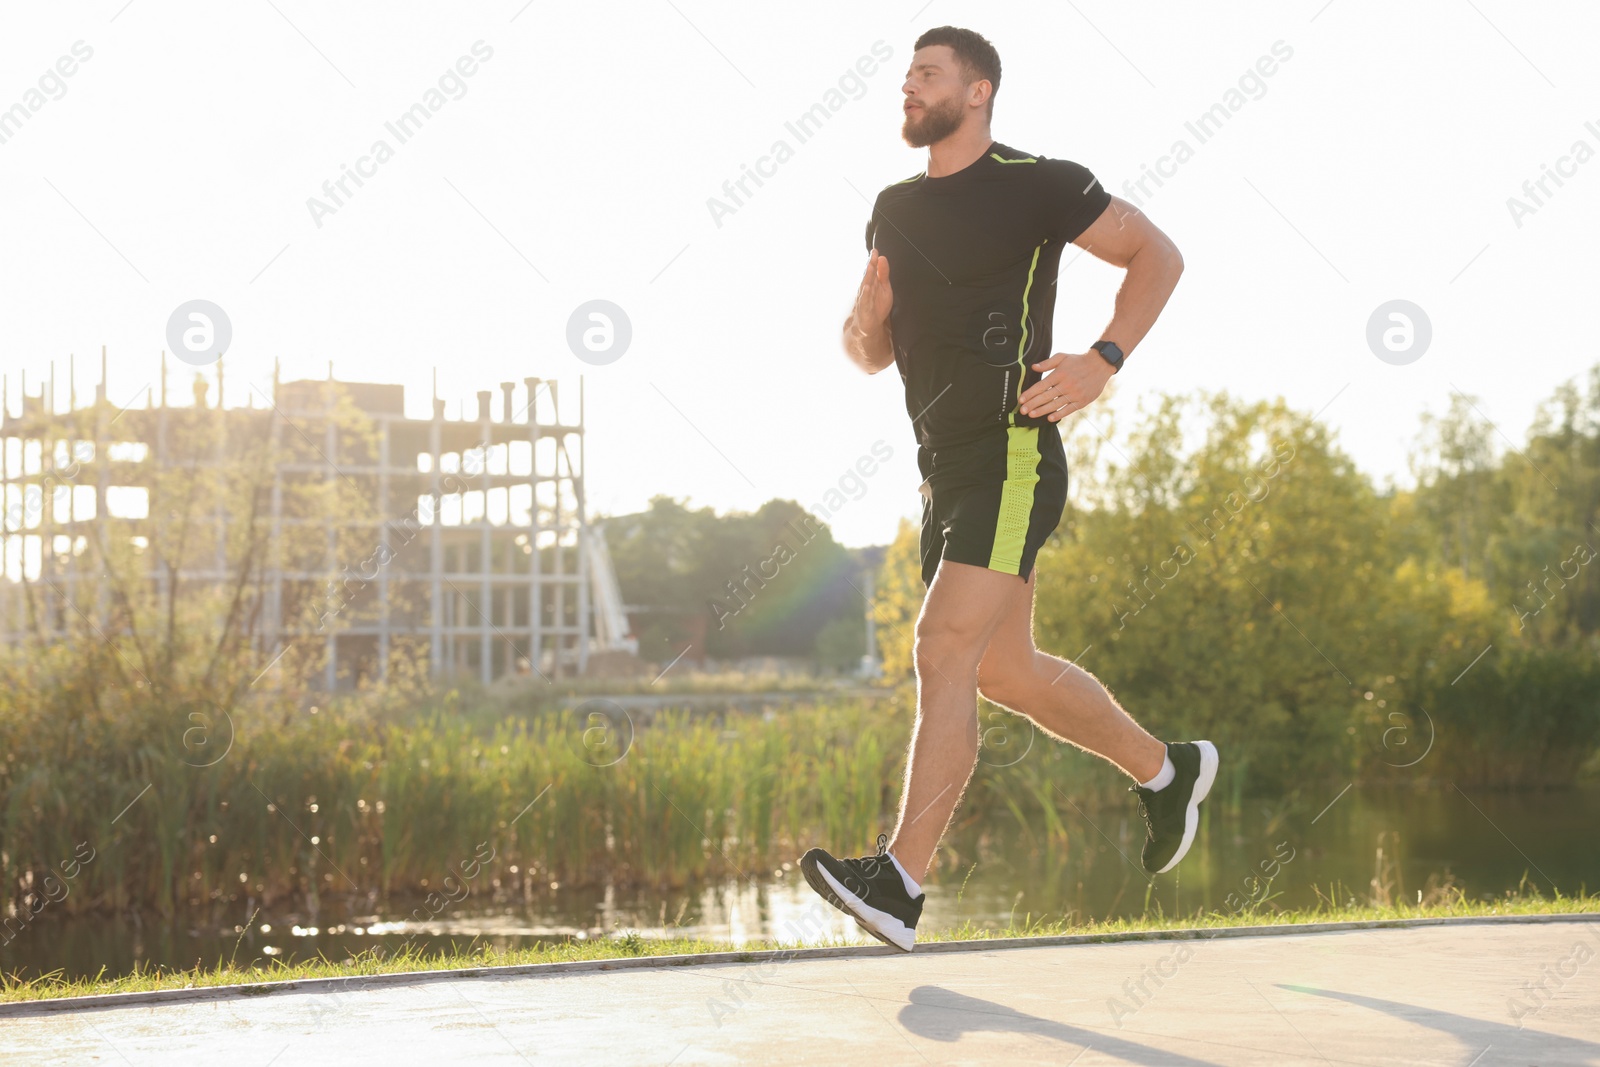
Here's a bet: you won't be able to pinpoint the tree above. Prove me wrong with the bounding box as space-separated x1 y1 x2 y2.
602 495 867 661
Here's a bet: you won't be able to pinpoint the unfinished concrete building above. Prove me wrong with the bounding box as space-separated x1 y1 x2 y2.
0 350 636 687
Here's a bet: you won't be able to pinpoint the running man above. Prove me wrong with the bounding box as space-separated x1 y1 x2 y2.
800 26 1217 952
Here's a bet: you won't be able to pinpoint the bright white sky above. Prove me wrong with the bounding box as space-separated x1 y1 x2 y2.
2 1 1596 547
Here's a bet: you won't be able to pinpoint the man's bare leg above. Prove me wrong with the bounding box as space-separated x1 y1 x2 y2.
976 569 1166 782
886 560 1028 884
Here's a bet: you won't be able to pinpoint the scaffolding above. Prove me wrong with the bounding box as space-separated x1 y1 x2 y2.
0 349 625 687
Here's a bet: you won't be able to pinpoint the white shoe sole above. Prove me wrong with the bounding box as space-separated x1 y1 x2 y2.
813 864 917 951
1154 740 1218 875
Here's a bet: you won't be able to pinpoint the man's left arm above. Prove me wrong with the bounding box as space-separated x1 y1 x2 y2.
1019 197 1184 421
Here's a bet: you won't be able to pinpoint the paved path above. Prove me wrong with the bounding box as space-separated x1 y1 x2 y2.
4 918 1598 1065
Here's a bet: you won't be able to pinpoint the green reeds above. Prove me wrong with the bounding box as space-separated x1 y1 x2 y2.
0 675 1133 919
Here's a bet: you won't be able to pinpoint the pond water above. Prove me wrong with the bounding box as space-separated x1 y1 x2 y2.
8 784 1597 982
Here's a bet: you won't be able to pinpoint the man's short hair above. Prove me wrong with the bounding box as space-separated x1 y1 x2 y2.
914 26 1001 118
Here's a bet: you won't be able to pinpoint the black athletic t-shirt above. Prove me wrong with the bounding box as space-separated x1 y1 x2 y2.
864 142 1111 450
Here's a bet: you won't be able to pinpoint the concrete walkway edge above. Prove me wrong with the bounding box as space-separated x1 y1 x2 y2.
6 911 1596 1018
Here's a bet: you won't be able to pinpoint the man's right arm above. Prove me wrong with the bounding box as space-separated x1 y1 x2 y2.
843 248 896 374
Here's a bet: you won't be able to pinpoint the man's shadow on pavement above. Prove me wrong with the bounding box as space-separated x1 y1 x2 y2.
898 985 1225 1066
1286 986 1600 1065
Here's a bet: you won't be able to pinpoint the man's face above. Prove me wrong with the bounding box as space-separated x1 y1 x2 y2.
900 45 977 148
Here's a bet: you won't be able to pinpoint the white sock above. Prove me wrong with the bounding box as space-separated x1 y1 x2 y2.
888 851 923 898
1139 751 1175 792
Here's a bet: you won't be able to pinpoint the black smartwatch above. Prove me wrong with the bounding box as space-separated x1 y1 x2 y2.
1092 339 1125 373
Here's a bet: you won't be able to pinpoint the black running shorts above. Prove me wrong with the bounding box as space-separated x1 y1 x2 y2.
916 425 1069 588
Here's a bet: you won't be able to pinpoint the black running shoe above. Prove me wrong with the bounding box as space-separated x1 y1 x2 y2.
799 834 924 952
1133 740 1219 875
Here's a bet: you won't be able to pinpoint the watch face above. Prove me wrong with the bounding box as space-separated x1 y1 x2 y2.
1095 342 1123 367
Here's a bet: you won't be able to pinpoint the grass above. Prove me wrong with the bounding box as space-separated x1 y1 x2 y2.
927 888 1600 942
2 685 1137 917
6 889 1595 1004
489 669 874 703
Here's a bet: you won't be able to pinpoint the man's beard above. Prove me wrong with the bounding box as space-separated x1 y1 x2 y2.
901 96 964 148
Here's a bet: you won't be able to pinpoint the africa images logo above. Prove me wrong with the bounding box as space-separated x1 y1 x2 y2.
706 41 893 227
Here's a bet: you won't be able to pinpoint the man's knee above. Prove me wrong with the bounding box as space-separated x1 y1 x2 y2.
977 652 1035 709
913 615 986 677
